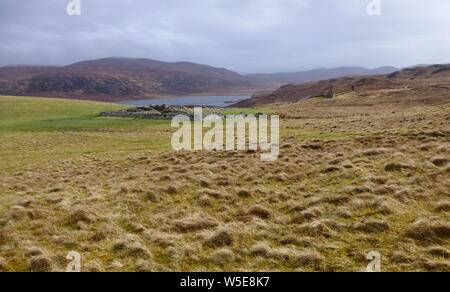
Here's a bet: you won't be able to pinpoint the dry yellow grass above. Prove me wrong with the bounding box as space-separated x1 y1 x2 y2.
0 94 449 272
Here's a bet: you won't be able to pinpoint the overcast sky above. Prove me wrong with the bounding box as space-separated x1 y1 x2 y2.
1 0 449 74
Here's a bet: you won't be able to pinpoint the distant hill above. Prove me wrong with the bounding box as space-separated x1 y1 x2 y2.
234 64 450 107
247 66 398 84
0 58 272 101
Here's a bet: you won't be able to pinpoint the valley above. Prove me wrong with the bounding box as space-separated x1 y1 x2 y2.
0 74 448 271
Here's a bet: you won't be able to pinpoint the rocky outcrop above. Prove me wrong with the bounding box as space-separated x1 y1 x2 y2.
323 86 336 98
100 105 223 120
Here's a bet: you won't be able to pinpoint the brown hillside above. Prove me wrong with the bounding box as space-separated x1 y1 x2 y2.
234 64 450 107
0 58 273 101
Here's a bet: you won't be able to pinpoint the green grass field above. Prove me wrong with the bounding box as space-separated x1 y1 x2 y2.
0 95 277 133
0 96 176 172
0 95 277 172
0 95 171 132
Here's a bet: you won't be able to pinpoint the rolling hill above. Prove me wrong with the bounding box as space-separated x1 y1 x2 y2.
0 58 273 101
247 66 398 84
235 64 450 107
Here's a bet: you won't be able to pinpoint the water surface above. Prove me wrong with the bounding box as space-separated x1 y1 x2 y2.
118 95 250 107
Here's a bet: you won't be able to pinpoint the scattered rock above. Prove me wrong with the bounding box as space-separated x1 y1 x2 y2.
101 106 224 120
323 87 336 98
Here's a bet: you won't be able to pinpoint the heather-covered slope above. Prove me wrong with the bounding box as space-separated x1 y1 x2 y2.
235 64 450 107
0 58 271 101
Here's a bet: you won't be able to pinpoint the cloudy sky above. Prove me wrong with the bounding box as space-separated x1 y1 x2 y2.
1 0 449 74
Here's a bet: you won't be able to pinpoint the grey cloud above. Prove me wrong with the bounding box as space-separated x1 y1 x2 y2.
1 0 449 73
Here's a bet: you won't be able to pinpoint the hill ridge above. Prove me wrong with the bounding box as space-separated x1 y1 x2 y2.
234 64 450 107
0 57 271 101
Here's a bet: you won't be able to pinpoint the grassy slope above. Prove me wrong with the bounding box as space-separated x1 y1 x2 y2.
0 95 448 272
0 96 173 172
0 96 277 171
0 95 169 132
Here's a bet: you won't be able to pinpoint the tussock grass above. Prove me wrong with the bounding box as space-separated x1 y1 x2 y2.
434 201 450 213
210 249 235 265
405 220 450 244
0 95 449 271
173 214 218 232
430 157 449 167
